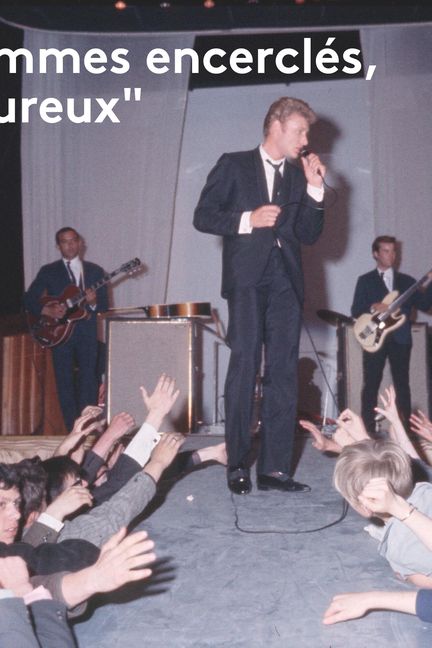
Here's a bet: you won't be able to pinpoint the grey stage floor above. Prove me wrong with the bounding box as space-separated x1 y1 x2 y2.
73 434 432 648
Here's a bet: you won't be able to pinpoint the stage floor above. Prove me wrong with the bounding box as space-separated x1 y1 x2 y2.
73 433 432 647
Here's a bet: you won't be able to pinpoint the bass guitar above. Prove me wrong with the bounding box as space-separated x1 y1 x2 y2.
28 258 141 348
353 268 432 353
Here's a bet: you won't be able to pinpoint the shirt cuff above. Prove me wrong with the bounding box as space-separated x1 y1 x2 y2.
307 184 324 202
123 422 160 467
238 211 253 234
24 586 53 605
0 589 15 599
37 512 64 532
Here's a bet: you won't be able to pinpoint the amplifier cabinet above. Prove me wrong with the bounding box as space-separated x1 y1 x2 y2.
338 322 430 416
106 318 199 434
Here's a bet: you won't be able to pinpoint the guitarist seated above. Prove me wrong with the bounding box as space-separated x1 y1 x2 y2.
351 235 432 437
24 227 109 432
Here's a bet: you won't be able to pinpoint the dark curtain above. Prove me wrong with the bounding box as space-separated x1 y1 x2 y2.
0 21 23 316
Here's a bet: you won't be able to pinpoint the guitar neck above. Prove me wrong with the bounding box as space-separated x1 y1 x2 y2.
378 268 432 320
70 267 124 308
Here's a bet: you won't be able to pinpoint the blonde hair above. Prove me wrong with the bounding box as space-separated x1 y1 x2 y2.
263 97 317 137
333 440 413 506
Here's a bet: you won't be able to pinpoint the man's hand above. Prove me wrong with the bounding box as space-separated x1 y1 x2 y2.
0 556 33 597
370 301 388 314
298 420 341 454
300 153 325 188
140 374 180 430
144 432 185 482
85 288 97 306
250 205 281 228
41 301 66 320
84 527 156 594
60 527 156 607
54 409 103 459
45 484 93 521
105 412 135 440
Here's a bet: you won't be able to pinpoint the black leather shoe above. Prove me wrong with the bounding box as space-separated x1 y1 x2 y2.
257 474 311 493
227 466 251 495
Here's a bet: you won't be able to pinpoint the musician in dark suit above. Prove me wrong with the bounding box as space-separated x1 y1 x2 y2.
194 97 325 494
24 228 108 431
351 235 432 435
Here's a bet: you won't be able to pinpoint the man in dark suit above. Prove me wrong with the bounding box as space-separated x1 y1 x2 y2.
194 97 325 494
351 235 432 435
24 228 108 431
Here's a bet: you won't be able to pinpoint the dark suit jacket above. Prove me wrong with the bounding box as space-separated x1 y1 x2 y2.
24 259 108 332
193 148 324 300
351 269 432 345
0 597 75 648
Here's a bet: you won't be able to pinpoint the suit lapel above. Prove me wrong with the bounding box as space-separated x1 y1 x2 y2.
279 160 291 206
253 148 269 204
57 259 70 284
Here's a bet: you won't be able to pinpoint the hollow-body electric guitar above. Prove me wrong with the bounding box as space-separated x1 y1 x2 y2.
353 268 432 353
28 258 141 348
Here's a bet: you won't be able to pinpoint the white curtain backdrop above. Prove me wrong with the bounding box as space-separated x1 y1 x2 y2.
22 31 194 307
361 24 432 293
20 23 432 421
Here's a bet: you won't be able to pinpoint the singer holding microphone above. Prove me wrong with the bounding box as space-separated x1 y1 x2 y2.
194 97 326 495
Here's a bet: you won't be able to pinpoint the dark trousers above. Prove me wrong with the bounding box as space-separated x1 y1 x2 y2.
51 322 99 431
361 337 412 435
224 248 301 475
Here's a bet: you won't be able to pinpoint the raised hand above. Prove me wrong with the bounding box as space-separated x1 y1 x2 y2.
410 410 432 443
375 385 399 425
140 374 180 430
336 408 369 442
105 412 135 440
298 419 341 454
55 409 104 459
144 432 185 482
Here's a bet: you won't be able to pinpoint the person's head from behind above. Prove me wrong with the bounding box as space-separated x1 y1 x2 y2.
15 457 47 529
333 439 413 518
42 456 87 505
0 464 21 544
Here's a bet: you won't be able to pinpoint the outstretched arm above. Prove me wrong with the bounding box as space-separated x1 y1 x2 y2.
123 374 180 467
90 412 135 461
323 590 418 625
54 407 104 461
59 527 155 609
298 420 342 454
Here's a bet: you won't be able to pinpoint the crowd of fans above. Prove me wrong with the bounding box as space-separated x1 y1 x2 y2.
0 374 226 646
2 371 432 644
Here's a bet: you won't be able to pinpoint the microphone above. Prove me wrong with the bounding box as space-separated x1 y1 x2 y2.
300 148 322 177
